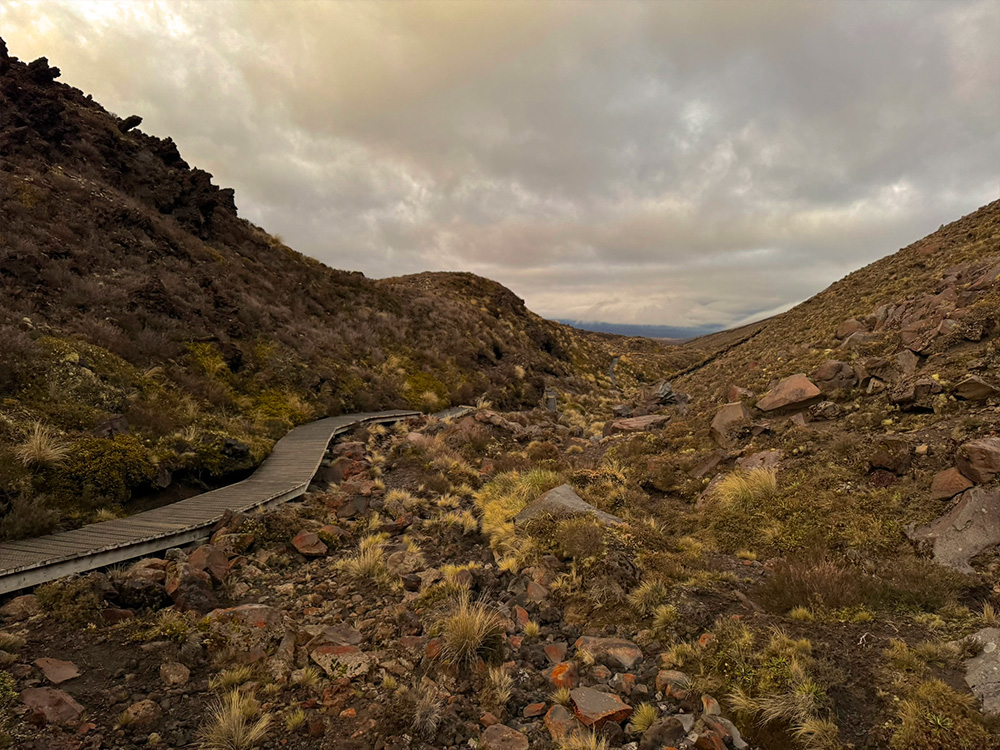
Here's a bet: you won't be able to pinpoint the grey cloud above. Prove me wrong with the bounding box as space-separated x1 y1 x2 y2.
2 0 997 327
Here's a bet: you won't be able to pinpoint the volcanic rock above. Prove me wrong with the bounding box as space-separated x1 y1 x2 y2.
756 374 821 412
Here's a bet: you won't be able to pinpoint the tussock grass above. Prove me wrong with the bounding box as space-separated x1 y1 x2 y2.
209 665 258 692
283 708 306 732
15 422 68 468
480 666 514 712
628 702 658 733
715 468 778 509
337 534 394 587
628 578 670 615
433 594 506 666
890 679 992 750
550 686 572 706
198 690 271 750
291 666 322 690
0 633 25 653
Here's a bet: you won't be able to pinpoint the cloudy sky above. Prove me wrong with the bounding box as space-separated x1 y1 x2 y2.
3 1 998 328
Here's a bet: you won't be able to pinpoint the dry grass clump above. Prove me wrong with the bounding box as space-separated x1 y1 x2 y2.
715 468 778 509
890 679 992 749
283 708 307 732
666 617 839 749
0 633 25 653
336 533 395 587
198 690 271 750
433 594 506 666
627 577 671 615
555 515 606 562
15 422 68 468
628 701 659 733
290 666 322 690
557 732 609 750
480 665 514 712
426 509 478 535
209 665 258 692
550 686 572 706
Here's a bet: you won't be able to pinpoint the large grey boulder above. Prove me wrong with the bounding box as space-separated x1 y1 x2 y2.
514 484 622 526
908 487 1000 572
959 628 1000 715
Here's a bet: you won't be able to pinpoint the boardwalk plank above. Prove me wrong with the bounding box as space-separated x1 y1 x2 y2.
0 410 418 591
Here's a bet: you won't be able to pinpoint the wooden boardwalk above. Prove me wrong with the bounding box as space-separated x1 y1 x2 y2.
0 410 418 595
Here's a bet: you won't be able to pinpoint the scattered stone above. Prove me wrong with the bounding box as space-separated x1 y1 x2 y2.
727 385 754 401
292 530 328 557
570 687 632 728
165 562 218 613
755 374 821 412
953 375 999 401
310 645 373 679
836 318 866 339
839 330 879 350
543 661 578 689
960 628 1000 715
544 642 568 664
736 450 782 472
809 400 842 420
655 669 690 698
523 702 546 718
957 438 1000 483
603 414 671 436
930 468 973 501
515 484 623 526
710 403 751 447
0 594 40 621
21 687 84 726
813 360 857 393
34 658 80 685
481 724 529 750
120 699 163 728
639 717 687 750
896 349 920 375
574 636 642 670
544 704 585 741
188 544 229 582
869 436 911 475
909 487 1000 572
160 661 190 687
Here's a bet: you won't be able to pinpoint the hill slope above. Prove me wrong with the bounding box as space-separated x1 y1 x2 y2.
0 39 696 538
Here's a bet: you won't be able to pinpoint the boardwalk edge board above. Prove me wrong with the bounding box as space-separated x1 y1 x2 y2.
0 410 421 596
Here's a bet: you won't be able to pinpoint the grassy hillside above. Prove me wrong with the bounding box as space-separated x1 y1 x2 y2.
0 39 697 538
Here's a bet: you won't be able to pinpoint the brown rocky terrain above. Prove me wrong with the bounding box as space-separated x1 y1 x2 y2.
2 33 1000 750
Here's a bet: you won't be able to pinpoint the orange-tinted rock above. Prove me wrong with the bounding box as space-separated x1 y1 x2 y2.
569 687 632 728
655 669 691 698
543 661 578 689
756 374 821 412
523 702 546 718
930 468 973 501
604 414 671 435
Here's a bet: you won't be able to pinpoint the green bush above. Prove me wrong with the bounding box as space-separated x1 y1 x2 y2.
53 434 155 505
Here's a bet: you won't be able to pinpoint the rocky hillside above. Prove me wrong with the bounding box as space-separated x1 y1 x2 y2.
0 38 696 540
